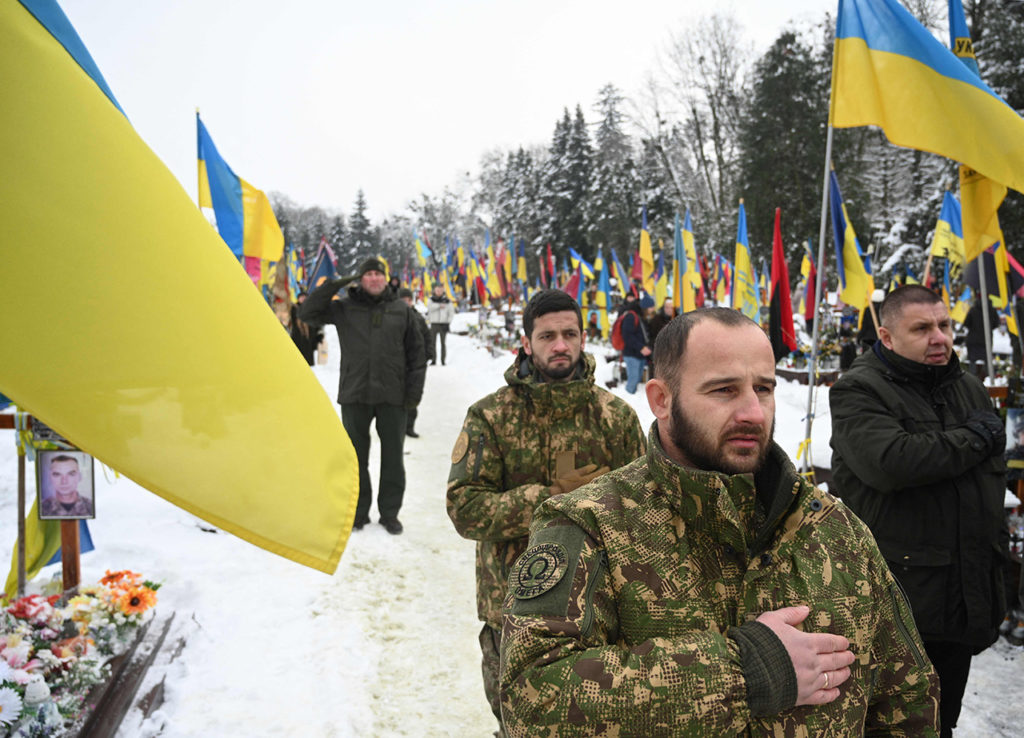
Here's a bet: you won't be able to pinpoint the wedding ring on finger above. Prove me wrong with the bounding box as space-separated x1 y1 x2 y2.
823 672 830 689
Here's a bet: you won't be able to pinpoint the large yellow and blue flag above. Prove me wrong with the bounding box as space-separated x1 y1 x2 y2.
732 201 759 320
197 113 284 285
1 0 358 574
414 231 432 267
517 239 528 282
654 251 668 308
830 0 1024 196
829 171 874 311
682 211 700 312
638 206 655 296
610 250 630 297
929 191 965 278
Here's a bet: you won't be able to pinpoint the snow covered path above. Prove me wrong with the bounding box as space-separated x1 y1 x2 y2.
0 328 1020 736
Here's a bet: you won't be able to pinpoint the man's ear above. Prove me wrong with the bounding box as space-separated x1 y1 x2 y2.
878 325 893 351
521 333 532 355
646 378 672 422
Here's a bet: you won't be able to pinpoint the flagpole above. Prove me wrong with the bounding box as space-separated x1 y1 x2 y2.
801 124 836 475
979 259 994 383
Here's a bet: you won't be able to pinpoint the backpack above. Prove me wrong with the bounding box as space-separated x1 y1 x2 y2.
610 311 632 351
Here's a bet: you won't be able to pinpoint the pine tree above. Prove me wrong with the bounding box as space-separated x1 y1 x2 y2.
737 29 828 262
539 109 573 259
329 215 354 274
348 189 375 266
563 105 594 257
587 85 639 257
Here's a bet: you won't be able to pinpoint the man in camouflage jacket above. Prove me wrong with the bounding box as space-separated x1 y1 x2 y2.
501 308 939 737
448 290 646 736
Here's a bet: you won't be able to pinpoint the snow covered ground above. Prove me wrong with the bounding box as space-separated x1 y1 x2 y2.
0 323 1020 736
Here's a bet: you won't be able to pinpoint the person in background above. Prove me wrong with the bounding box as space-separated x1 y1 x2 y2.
289 291 323 366
830 285 1006 737
963 297 1000 381
427 283 455 365
447 289 645 737
399 287 433 438
299 258 426 535
620 294 654 394
647 297 676 343
501 307 938 736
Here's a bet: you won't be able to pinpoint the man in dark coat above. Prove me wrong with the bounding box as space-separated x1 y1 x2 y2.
399 287 433 438
620 295 654 394
299 258 426 534
288 291 324 366
829 285 1007 737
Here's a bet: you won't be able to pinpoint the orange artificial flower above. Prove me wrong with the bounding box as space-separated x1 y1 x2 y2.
118 586 157 615
100 570 139 587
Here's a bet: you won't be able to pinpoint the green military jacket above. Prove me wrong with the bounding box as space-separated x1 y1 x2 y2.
447 350 646 630
501 426 939 737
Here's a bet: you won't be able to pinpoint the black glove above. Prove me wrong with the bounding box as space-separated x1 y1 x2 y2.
965 409 1006 456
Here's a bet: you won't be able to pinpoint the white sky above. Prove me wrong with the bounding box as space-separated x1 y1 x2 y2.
60 0 837 220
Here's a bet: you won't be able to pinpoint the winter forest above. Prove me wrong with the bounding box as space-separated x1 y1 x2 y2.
271 0 1024 287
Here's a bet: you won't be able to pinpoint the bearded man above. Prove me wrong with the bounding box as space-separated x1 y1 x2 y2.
448 289 645 737
500 307 939 737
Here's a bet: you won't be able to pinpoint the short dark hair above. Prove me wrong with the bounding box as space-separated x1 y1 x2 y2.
522 290 583 338
398 287 413 299
878 285 942 327
49 454 79 468
653 307 759 392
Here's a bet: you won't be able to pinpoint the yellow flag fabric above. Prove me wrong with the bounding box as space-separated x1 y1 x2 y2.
0 0 358 573
3 500 61 601
639 228 655 296
960 167 1006 264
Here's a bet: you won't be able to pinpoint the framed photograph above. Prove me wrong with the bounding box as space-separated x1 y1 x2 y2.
36 450 95 520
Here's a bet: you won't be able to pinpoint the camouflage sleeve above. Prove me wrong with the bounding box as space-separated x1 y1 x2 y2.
501 511 750 737
447 404 554 543
863 550 940 736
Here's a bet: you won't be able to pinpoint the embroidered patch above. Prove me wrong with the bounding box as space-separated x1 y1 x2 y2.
510 543 569 599
451 432 469 464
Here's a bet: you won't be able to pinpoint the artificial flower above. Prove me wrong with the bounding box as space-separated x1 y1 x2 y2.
118 586 157 615
100 570 140 588
0 661 14 683
0 686 22 726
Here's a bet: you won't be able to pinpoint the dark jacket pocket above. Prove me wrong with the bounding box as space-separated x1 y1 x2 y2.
878 539 951 637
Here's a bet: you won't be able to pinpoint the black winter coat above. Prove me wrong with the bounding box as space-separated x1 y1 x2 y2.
829 343 1007 650
298 280 426 407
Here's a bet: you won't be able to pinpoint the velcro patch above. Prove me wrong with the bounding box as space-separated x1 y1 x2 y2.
509 542 568 599
451 431 469 464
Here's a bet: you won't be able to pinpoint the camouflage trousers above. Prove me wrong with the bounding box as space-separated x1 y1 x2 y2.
478 624 506 738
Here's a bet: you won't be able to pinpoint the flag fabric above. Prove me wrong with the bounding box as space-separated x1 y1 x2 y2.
568 248 595 280
829 171 874 310
830 0 1024 196
769 208 798 361
485 245 503 298
414 231 432 267
638 206 655 295
307 238 338 290
960 166 1006 264
951 285 972 324
561 266 583 302
546 244 556 287
799 240 817 323
595 248 613 339
732 202 759 320
197 113 284 284
682 211 700 312
929 191 966 277
1 0 358 574
4 499 60 601
611 250 630 297
653 251 668 308
672 213 685 311
964 243 1010 308
517 239 527 282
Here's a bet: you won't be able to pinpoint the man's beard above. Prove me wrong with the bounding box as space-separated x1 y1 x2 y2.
668 396 773 475
534 353 576 381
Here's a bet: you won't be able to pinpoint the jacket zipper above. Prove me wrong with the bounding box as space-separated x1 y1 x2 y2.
889 586 927 668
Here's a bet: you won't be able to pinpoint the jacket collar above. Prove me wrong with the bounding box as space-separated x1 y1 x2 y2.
505 348 596 388
645 422 802 553
870 341 963 388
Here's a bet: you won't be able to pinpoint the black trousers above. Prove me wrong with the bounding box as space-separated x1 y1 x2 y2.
430 323 449 363
923 640 974 737
340 403 407 523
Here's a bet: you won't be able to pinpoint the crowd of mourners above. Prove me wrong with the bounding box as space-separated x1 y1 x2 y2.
286 263 1021 737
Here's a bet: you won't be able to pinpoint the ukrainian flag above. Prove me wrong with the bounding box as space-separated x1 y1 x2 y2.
197 113 284 279
829 170 874 311
831 0 1024 195
1 0 358 574
732 201 759 320
568 248 595 280
929 191 965 277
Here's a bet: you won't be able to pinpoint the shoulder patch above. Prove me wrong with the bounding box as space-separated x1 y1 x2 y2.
509 542 569 600
451 431 469 464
